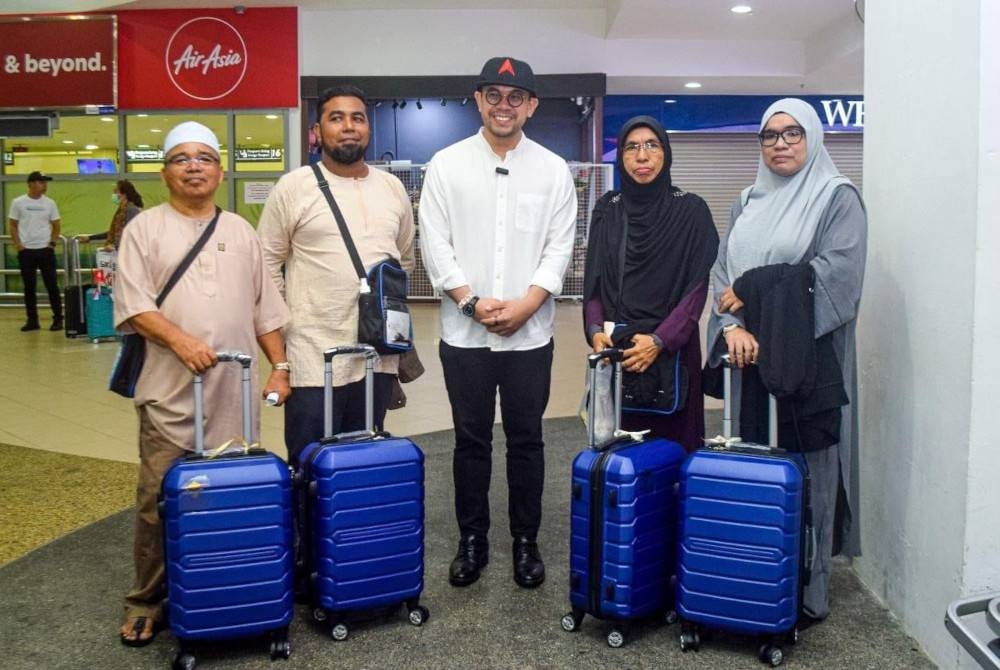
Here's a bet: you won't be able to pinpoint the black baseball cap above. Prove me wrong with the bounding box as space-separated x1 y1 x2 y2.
477 57 536 96
27 171 53 183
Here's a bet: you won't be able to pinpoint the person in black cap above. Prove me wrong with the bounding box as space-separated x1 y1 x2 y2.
8 171 63 331
419 56 577 589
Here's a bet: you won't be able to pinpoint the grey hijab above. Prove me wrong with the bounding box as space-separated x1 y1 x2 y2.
725 98 851 282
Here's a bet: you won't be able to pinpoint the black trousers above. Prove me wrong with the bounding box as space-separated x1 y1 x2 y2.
18 247 62 323
439 339 553 540
283 373 394 465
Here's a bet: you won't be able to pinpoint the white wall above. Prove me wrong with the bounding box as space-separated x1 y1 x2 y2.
859 1 1000 667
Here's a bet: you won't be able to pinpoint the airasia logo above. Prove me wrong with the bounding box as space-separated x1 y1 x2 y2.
165 17 248 101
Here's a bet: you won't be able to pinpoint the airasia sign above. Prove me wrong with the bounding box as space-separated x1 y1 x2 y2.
166 17 248 101
118 8 297 110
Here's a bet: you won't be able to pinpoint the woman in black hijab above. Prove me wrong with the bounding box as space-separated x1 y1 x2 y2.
583 116 719 450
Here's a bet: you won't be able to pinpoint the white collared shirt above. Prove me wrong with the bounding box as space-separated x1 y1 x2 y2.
419 129 577 351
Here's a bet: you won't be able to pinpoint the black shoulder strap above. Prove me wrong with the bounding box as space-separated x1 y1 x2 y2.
155 206 221 307
311 162 367 282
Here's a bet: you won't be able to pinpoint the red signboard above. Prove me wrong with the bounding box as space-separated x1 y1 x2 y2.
117 8 298 110
0 16 116 109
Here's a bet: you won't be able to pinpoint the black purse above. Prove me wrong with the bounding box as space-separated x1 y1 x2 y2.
611 327 688 415
312 163 413 354
108 207 221 398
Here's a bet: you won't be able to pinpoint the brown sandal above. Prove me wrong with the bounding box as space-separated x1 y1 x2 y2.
120 616 160 648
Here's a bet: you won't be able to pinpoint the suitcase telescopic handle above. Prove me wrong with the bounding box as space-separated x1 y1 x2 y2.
322 345 377 440
587 348 624 450
719 353 778 448
193 351 253 456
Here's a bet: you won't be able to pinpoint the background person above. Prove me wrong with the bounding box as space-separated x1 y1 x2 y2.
81 179 145 250
114 121 290 647
419 56 576 589
8 171 63 332
706 98 867 626
583 116 718 451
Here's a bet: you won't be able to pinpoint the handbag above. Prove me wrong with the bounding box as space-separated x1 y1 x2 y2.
611 324 688 416
311 163 413 354
108 208 221 398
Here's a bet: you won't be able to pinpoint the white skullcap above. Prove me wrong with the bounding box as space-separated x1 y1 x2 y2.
163 121 221 158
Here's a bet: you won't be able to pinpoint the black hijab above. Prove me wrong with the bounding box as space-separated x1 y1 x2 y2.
583 116 718 327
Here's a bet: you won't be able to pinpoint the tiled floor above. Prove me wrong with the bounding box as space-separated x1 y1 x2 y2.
0 301 594 463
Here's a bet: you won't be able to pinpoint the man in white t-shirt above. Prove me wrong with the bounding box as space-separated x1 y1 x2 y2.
8 171 63 331
419 57 577 589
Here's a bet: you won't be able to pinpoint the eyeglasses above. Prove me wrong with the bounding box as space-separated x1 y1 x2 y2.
482 88 528 108
758 127 805 147
164 153 220 167
622 140 663 155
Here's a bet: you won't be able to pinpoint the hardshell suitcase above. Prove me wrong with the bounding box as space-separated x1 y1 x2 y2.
64 237 89 338
561 349 687 648
676 358 813 667
161 352 294 668
297 345 427 641
84 284 116 342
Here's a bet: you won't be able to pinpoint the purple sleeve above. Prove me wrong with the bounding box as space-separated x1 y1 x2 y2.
584 296 605 341
653 280 710 353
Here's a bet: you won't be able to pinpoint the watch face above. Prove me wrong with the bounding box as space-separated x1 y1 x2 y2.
462 297 478 317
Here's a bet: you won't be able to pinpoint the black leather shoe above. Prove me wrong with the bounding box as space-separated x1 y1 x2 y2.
50 318 63 332
448 535 489 587
512 536 545 588
20 321 40 332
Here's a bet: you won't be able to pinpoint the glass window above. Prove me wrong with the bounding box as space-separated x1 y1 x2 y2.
1 114 120 176
234 113 285 173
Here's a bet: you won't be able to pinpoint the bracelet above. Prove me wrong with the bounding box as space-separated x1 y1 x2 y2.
722 324 741 333
272 362 290 372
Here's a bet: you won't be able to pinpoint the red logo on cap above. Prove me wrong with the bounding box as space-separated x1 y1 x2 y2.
165 17 248 101
497 58 516 77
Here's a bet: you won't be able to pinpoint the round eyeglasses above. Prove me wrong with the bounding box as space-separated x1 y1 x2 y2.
622 140 663 155
758 127 805 147
482 88 527 108
165 153 220 167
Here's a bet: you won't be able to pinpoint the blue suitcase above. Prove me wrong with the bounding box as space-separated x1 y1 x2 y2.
85 285 116 342
161 352 294 668
297 345 427 641
676 360 813 667
561 349 687 648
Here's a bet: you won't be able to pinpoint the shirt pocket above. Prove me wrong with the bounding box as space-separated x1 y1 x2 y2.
514 193 546 233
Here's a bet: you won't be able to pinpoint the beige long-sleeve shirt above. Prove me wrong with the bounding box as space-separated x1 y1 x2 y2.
257 163 415 387
114 203 290 451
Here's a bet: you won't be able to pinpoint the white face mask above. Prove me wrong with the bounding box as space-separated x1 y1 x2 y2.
111 193 120 205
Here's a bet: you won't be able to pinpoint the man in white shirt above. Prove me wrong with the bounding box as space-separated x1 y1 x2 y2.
419 57 576 589
258 85 415 464
8 171 63 332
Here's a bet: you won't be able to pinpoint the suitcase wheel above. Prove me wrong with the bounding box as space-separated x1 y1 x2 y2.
758 643 784 667
331 622 349 642
560 608 584 632
664 609 679 625
679 630 700 653
172 651 197 670
269 639 291 660
407 605 430 626
312 607 328 623
607 629 626 648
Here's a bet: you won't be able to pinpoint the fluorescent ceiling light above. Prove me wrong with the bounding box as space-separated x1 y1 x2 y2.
684 82 702 89
85 144 99 150
100 117 114 123
663 99 677 104
731 5 752 14
265 114 279 119
150 128 162 133
62 140 74 144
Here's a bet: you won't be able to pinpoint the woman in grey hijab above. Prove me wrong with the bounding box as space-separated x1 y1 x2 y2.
706 98 867 625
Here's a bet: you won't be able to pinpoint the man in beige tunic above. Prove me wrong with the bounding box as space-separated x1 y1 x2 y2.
114 122 290 647
258 85 414 463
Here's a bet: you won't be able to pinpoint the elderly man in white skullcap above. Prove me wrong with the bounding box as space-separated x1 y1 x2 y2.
114 121 291 647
